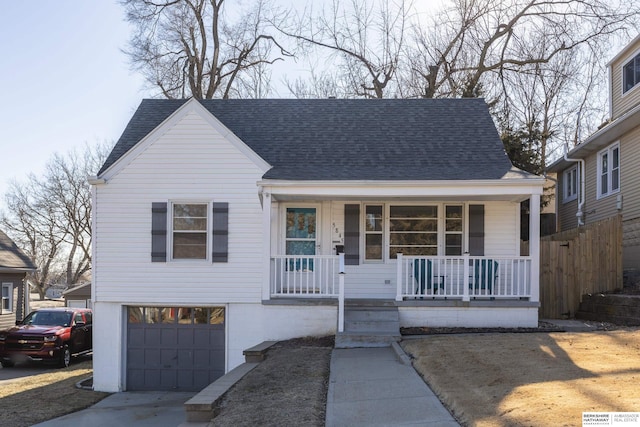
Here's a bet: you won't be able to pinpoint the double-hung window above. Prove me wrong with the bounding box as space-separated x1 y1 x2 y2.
364 205 384 261
1 283 12 314
444 206 463 256
623 51 640 94
172 203 208 260
563 165 578 203
597 143 620 199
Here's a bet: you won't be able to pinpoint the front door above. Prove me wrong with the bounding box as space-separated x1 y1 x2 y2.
285 207 317 271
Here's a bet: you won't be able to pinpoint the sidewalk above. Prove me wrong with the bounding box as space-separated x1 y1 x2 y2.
325 345 459 426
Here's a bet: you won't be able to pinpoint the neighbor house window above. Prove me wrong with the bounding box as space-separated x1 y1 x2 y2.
444 205 463 256
389 206 438 258
597 143 620 199
1 283 12 314
563 165 578 203
172 203 208 259
623 51 640 94
364 205 383 261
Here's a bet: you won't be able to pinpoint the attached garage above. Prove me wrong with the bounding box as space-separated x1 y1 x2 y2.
126 306 225 391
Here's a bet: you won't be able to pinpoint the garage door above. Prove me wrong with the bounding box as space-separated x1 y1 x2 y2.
126 306 225 391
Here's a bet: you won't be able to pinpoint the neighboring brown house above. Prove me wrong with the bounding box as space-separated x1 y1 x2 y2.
0 230 36 329
547 35 640 276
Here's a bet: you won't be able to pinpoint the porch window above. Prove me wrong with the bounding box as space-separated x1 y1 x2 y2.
597 142 620 199
445 205 463 255
365 205 383 261
1 283 12 314
563 165 578 203
172 203 208 259
389 206 437 258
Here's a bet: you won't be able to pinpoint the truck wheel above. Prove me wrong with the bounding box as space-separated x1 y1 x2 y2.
58 345 71 368
1 360 14 368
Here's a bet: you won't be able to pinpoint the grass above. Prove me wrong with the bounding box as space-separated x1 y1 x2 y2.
0 360 110 427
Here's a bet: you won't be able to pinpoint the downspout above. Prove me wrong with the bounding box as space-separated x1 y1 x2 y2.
564 145 585 226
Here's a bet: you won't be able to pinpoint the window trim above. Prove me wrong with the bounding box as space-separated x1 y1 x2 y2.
597 142 621 200
1 283 13 314
621 48 640 96
359 203 467 262
363 204 384 263
169 201 211 262
563 165 578 203
281 203 320 257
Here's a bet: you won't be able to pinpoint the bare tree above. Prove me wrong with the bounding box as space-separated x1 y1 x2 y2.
1 142 112 299
278 0 410 98
402 0 637 100
122 0 291 99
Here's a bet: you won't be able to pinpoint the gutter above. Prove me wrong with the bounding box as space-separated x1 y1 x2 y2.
564 145 585 226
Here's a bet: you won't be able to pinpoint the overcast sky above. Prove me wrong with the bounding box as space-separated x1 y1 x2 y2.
0 1 150 211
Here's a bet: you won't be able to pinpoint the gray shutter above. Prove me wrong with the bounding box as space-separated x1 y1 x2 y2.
468 204 485 256
344 204 360 265
151 203 168 262
212 202 229 263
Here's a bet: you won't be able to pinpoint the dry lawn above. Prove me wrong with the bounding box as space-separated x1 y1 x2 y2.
402 330 640 427
212 336 333 426
0 360 109 427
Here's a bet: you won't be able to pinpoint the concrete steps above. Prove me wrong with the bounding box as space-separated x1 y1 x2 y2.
335 306 401 348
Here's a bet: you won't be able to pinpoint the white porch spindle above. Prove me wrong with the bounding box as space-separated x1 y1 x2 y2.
338 253 345 333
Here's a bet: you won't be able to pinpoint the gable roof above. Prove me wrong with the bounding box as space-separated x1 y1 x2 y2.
99 98 528 181
0 230 36 272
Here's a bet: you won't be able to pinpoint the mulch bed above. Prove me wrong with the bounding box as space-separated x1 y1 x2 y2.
400 320 622 336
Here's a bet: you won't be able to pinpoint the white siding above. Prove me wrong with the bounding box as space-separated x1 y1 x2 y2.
94 110 265 304
485 201 520 256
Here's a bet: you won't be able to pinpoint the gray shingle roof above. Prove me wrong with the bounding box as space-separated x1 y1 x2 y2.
0 230 36 271
99 98 526 181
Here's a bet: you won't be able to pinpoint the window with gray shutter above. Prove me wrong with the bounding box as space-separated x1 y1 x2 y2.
212 202 229 263
344 204 360 265
468 204 485 256
151 203 168 262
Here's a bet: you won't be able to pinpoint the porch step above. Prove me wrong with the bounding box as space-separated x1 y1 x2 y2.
336 306 401 348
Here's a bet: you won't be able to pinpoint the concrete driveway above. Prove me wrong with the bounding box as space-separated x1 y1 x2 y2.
31 391 195 427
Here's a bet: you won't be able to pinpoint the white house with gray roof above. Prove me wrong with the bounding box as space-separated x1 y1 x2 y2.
90 98 544 392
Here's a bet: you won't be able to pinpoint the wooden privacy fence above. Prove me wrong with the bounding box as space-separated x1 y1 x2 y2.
537 215 623 319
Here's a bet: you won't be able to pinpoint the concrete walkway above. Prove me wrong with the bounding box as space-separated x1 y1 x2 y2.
32 391 195 427
325 345 459 426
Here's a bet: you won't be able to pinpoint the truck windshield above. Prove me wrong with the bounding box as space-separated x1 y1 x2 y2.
24 311 73 327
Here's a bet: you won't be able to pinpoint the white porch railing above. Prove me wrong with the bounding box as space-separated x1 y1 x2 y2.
270 255 341 297
396 254 532 301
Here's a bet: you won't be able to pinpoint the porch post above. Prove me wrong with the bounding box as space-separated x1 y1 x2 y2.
529 194 541 303
463 253 470 302
262 192 272 300
338 253 345 333
396 253 403 301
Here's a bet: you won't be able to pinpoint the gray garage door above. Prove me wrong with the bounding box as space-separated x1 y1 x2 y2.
126 306 225 391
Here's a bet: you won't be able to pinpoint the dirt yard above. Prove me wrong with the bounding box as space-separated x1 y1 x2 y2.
402 329 640 427
0 360 109 427
212 336 333 426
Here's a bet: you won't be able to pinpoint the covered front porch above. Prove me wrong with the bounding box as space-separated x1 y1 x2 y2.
258 178 543 329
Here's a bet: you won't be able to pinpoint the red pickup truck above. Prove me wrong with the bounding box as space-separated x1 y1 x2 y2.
0 307 92 368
